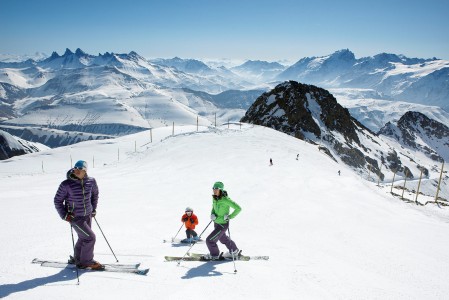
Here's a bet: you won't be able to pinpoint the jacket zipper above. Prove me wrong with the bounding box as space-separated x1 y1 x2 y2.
81 178 87 216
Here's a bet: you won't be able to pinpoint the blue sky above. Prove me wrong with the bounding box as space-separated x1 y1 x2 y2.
1 0 448 63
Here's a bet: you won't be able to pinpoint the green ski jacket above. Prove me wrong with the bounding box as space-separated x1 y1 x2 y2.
211 192 242 224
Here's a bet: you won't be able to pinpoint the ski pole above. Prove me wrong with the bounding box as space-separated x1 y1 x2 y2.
70 225 80 284
227 225 237 273
172 223 184 242
177 220 213 266
93 216 119 262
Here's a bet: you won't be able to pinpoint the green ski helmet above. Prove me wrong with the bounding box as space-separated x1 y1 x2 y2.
212 181 224 191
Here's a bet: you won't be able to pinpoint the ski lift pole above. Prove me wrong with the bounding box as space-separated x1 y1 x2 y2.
177 220 213 266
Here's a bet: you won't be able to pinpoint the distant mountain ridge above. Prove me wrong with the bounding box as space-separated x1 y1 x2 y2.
277 49 449 111
150 57 213 74
0 47 448 155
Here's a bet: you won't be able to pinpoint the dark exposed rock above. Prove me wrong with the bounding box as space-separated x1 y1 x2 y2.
241 80 373 171
241 81 363 145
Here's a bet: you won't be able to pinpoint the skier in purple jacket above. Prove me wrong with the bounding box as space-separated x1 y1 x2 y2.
54 160 104 270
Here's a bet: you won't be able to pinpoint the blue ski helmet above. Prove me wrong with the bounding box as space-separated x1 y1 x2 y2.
74 160 88 171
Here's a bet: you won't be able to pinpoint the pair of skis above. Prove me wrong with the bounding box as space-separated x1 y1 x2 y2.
32 258 149 275
164 251 269 262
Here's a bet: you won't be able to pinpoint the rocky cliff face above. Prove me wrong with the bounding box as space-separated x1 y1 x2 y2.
241 80 367 142
0 129 47 160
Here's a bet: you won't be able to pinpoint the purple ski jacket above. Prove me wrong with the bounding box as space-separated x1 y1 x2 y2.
54 169 99 219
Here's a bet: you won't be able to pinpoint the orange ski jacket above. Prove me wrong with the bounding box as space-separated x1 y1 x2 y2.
181 213 198 230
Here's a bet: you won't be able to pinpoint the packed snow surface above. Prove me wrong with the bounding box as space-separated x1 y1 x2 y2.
0 124 448 299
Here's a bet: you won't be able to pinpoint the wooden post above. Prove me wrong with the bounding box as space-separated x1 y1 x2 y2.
367 165 371 181
172 122 174 136
135 141 137 153
118 148 120 162
150 128 152 143
377 164 383 186
70 155 72 168
228 119 230 128
401 170 409 200
93 155 95 168
415 169 423 204
390 170 397 193
42 161 44 173
215 113 216 127
435 161 445 202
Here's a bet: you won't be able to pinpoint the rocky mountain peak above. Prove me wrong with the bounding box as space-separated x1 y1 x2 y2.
63 48 74 56
75 48 88 57
241 80 362 144
49 51 60 59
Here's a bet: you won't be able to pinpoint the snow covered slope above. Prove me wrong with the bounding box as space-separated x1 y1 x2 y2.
240 81 449 209
0 125 448 299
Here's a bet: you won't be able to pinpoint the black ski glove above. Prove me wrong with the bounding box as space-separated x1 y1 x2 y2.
64 213 74 223
190 218 195 224
182 217 188 222
92 210 96 217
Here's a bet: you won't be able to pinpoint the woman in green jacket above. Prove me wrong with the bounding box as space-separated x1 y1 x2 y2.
203 181 242 260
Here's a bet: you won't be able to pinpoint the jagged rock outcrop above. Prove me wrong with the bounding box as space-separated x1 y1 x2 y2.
379 111 449 162
0 129 47 160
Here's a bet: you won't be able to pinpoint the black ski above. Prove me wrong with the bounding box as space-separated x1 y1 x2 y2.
165 252 224 262
189 251 269 261
165 251 269 262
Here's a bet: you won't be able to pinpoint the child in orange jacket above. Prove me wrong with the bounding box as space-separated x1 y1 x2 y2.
181 207 199 243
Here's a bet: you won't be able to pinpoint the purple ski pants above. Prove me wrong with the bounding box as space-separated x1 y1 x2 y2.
206 222 238 256
71 215 96 265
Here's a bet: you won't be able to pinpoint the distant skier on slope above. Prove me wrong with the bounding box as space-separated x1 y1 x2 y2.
181 207 199 243
53 160 104 270
203 181 242 260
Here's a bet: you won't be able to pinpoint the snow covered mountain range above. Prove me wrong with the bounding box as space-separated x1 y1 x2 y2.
0 48 448 162
277 49 449 111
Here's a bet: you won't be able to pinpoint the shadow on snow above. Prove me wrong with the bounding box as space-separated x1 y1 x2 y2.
0 268 81 298
181 260 230 279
